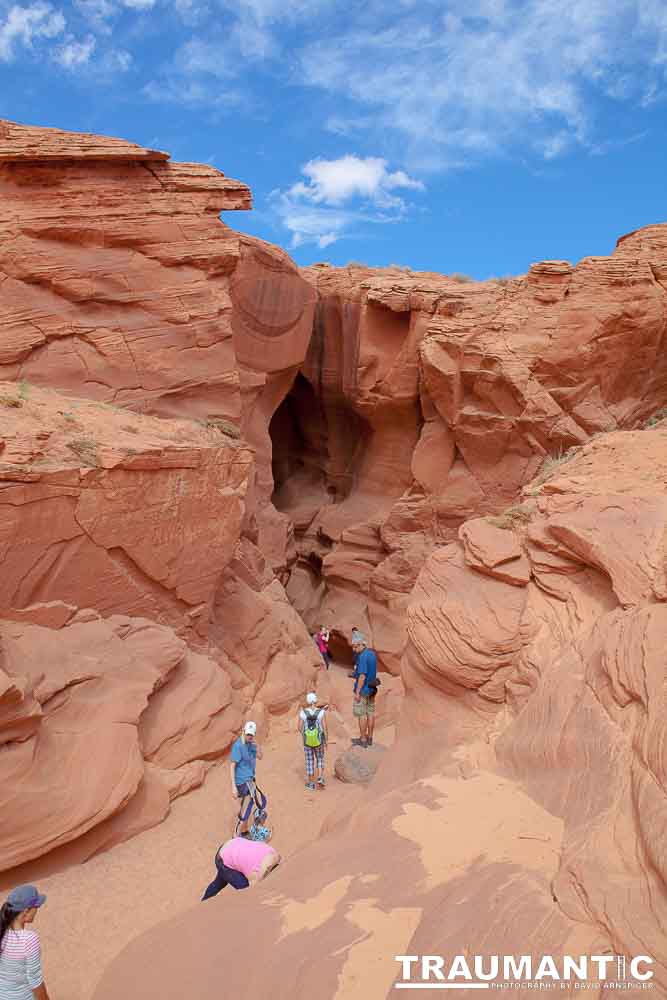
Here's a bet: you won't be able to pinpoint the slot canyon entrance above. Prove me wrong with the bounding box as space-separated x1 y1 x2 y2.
268 371 373 645
269 371 370 510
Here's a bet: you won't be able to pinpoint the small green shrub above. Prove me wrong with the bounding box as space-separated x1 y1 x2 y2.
67 438 99 467
202 417 241 440
486 503 534 530
526 447 580 493
644 407 667 428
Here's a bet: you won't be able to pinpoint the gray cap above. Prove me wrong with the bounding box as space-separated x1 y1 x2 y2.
7 885 46 912
351 629 366 645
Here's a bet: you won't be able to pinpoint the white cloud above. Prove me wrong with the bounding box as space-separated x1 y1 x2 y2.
74 0 115 30
173 0 209 24
538 132 572 160
54 34 96 67
274 154 425 248
219 0 328 24
174 38 236 77
297 0 667 169
102 47 132 71
291 154 423 207
0 2 64 62
121 0 156 8
142 76 244 107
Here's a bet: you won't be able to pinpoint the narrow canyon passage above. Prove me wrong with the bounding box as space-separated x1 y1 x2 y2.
4 120 667 1000
2 664 397 1000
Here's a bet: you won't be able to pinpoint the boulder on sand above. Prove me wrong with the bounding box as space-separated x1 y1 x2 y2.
334 745 385 784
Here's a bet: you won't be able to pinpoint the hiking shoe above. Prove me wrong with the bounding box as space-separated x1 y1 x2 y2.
366 738 373 746
347 671 356 678
351 738 364 746
317 777 325 788
240 831 251 838
305 781 316 790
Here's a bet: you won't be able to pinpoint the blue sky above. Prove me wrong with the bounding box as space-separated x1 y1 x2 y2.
1 0 666 277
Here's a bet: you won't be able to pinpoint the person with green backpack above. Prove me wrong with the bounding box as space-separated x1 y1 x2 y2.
298 692 328 790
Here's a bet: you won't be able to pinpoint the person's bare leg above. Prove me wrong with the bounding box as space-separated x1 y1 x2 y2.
367 712 375 745
361 713 371 743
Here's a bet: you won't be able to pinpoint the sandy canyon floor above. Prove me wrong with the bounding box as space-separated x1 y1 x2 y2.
14 661 392 1000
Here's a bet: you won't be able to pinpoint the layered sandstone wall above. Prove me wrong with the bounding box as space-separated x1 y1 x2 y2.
4 118 667 993
93 421 667 999
0 119 321 870
278 240 667 672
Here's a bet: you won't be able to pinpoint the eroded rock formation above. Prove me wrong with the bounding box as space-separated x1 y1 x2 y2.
94 422 667 999
3 118 667 998
0 120 320 870
278 241 667 673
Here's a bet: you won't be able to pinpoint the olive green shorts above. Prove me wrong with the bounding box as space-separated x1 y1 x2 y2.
353 695 375 718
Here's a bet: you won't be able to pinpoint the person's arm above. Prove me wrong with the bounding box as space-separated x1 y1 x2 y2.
297 711 304 735
230 761 238 797
354 670 366 700
26 934 49 1000
255 744 263 760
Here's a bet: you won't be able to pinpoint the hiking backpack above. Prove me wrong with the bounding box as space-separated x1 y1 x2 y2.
303 708 323 748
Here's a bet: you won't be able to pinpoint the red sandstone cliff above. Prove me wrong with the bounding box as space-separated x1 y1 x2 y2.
3 118 667 998
0 119 320 869
94 421 667 998
279 244 667 673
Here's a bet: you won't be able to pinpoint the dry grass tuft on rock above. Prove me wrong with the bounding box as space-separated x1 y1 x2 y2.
486 503 534 530
524 447 581 493
644 406 667 428
67 437 100 467
0 394 21 408
202 417 241 439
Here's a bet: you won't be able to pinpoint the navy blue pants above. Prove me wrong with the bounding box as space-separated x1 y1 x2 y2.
202 850 250 900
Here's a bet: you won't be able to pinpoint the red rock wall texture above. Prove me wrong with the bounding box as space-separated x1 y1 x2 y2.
94 424 667 999
0 119 320 871
281 237 667 672
4 118 667 995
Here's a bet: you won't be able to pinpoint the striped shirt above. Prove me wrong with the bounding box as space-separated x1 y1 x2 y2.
0 928 43 1000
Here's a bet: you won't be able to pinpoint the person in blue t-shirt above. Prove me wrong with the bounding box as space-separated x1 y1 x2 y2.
230 721 263 835
348 626 364 678
351 635 378 748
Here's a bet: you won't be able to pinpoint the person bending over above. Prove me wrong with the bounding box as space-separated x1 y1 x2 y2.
202 837 281 900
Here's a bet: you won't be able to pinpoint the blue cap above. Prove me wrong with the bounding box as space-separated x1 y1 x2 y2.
7 885 46 912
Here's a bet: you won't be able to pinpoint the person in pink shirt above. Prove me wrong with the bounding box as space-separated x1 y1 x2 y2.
314 626 331 669
202 837 281 900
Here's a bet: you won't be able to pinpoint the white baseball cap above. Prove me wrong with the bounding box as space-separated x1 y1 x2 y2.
244 721 257 736
306 692 317 705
